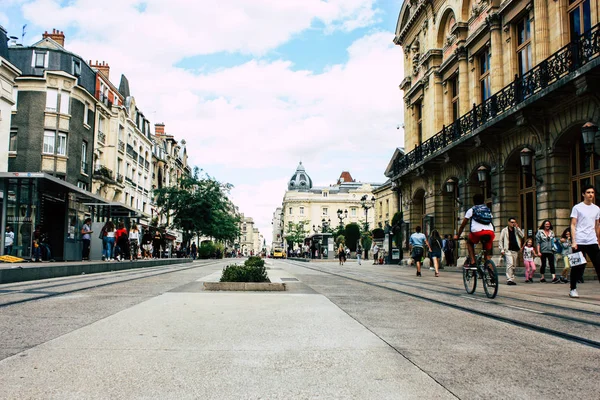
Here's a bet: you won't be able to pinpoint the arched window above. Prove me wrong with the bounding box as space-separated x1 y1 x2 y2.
571 138 600 206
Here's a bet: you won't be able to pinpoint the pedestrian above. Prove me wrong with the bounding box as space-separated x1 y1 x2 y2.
104 221 115 261
428 230 442 277
499 217 524 285
4 225 14 256
338 242 345 265
80 218 93 261
568 184 600 298
152 229 162 258
443 234 456 266
356 243 362 265
372 243 379 265
191 242 197 260
454 194 495 266
522 237 538 283
32 225 42 262
129 223 140 261
559 228 572 283
115 222 129 261
142 229 153 259
536 220 560 283
409 226 431 277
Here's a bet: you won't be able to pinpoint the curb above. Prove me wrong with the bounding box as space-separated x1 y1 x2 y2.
203 282 287 291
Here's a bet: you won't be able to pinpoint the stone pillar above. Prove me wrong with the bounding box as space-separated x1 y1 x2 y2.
533 0 549 62
443 80 451 126
432 72 444 133
456 46 470 116
487 13 504 93
503 25 514 87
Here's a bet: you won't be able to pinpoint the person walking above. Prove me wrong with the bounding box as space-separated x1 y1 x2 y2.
152 229 163 259
443 234 456 266
428 230 443 277
372 243 380 265
104 221 115 261
522 237 538 283
129 223 140 261
4 225 14 256
559 228 572 283
191 242 197 260
338 242 345 265
115 222 129 261
142 229 153 259
356 244 362 265
81 218 93 261
536 220 559 283
499 217 524 285
410 226 431 277
569 184 600 298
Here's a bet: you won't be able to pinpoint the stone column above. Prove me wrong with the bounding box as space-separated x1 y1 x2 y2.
533 0 549 62
487 12 504 93
456 46 470 116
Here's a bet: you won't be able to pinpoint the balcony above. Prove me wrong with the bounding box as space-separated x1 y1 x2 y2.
392 24 600 177
98 131 106 144
93 166 114 182
126 144 139 160
118 140 125 153
116 173 124 183
95 91 113 109
144 160 150 171
125 176 134 185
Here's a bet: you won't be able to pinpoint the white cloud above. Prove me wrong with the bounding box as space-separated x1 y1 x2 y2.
0 12 8 27
17 0 404 237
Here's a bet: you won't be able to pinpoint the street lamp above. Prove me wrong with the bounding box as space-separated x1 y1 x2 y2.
581 121 598 154
336 209 348 228
360 195 376 231
321 218 331 233
520 148 543 184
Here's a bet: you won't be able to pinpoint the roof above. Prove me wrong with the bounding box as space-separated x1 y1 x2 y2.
337 171 354 184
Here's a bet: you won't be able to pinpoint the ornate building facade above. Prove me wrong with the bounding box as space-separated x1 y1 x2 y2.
389 0 600 264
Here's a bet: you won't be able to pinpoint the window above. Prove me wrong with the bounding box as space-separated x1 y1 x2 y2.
569 0 591 40
34 51 47 68
450 76 459 122
84 103 89 125
379 201 383 217
43 131 55 154
300 207 304 215
415 101 423 146
289 207 292 215
81 141 88 171
479 49 491 101
73 59 81 77
323 192 328 197
12 87 17 111
351 208 357 216
386 199 389 217
59 92 70 115
516 16 532 75
77 181 88 191
46 89 58 112
9 129 17 152
322 207 328 216
57 133 67 156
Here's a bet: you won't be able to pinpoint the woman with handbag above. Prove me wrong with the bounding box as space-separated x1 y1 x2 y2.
428 230 443 277
536 220 559 283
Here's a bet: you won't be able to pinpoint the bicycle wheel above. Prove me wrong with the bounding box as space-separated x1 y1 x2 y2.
463 266 477 294
482 259 499 299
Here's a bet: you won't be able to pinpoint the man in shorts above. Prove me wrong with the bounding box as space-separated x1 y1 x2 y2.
409 226 432 276
569 184 600 298
454 194 495 266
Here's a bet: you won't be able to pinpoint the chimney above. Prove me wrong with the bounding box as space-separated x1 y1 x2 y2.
42 28 65 47
155 123 165 135
90 60 110 79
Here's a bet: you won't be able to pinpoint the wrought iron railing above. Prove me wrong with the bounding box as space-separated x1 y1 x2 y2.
144 160 150 171
126 144 139 160
116 174 124 183
393 23 600 177
98 131 106 144
95 91 113 108
118 140 125 153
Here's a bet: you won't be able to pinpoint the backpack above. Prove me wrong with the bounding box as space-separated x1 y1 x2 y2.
552 238 562 254
472 204 493 224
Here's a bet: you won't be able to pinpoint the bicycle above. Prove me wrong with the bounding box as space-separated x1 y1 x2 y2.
460 236 498 299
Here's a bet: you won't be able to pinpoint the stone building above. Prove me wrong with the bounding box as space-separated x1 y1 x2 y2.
0 26 20 172
279 163 382 251
389 0 600 264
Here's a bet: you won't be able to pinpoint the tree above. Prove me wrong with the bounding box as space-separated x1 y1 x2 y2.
153 167 241 244
344 223 361 252
285 221 309 249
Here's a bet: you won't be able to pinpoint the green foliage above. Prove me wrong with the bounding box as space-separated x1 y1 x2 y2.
335 234 346 245
220 263 270 283
344 223 361 252
245 256 265 268
198 241 225 259
372 228 385 239
284 221 309 246
153 167 241 243
361 233 372 253
334 226 345 240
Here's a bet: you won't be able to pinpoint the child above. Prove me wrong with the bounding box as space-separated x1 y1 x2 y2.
522 237 538 283
559 228 572 283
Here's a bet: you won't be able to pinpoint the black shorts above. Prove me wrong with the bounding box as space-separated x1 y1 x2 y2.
411 247 424 261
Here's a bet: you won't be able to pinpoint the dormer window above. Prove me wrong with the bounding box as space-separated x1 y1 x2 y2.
33 51 47 68
73 59 81 77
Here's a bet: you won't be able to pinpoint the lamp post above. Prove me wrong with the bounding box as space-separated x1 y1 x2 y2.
336 209 348 229
321 218 331 233
581 121 598 154
520 148 543 184
360 195 376 231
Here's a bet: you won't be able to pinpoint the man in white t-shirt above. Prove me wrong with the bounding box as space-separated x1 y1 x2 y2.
569 184 600 298
454 194 495 266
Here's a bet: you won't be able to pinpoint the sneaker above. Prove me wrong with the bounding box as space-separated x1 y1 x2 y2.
429 267 435 270
540 278 546 283
569 289 579 298
507 280 517 286
560 277 569 283
552 277 561 284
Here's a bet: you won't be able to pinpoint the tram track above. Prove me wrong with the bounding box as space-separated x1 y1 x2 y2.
0 260 225 309
287 260 600 349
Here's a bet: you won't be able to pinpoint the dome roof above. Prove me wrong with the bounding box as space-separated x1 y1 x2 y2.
288 162 312 190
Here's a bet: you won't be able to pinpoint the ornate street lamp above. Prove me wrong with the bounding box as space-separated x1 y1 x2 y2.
360 195 376 230
445 178 456 193
520 148 543 184
477 166 488 185
581 121 598 154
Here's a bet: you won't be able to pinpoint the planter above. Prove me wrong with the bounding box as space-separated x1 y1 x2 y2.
203 282 286 291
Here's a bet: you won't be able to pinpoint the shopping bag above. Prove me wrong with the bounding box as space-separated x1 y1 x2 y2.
567 251 586 267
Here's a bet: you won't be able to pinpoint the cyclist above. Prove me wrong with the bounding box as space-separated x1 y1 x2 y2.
454 193 495 266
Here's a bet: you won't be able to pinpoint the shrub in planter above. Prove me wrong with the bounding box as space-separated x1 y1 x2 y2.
245 256 265 268
220 263 270 283
199 241 216 259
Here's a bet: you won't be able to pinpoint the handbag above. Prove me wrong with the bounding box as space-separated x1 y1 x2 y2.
567 251 586 267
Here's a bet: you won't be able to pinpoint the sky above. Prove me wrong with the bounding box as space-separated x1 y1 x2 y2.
1 0 406 241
